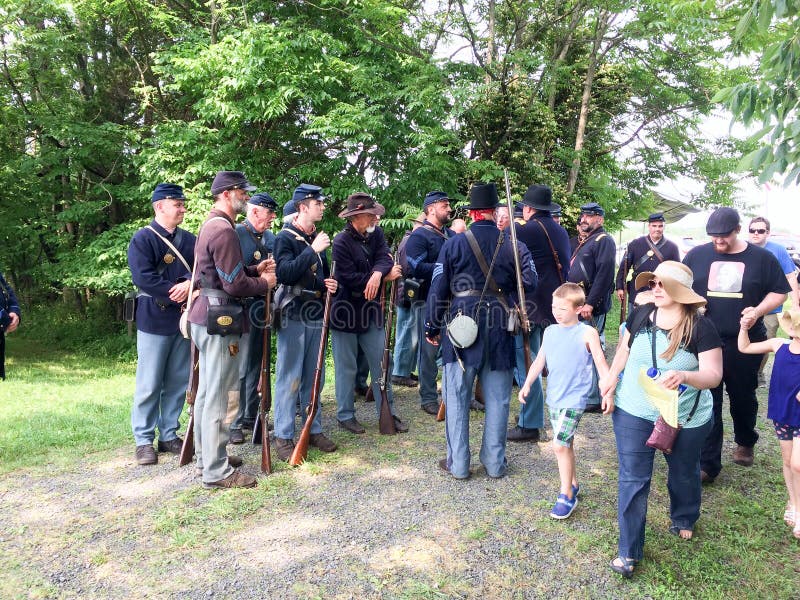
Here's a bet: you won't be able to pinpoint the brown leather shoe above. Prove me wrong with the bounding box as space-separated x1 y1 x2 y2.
391 375 417 387
732 445 754 467
364 387 374 402
421 403 438 415
355 385 369 397
392 415 409 433
195 455 243 476
275 438 295 462
700 470 715 484
135 444 157 465
229 429 245 444
310 433 338 452
338 418 366 434
157 438 184 454
202 470 257 489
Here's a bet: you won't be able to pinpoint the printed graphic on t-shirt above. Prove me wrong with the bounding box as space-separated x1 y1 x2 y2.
708 261 744 298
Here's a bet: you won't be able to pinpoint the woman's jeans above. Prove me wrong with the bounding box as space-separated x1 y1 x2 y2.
612 407 712 561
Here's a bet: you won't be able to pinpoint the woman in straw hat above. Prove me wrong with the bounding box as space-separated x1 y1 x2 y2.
739 308 800 539
600 261 723 578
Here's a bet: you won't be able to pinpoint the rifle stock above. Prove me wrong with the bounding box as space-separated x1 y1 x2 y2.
436 398 445 422
504 169 533 371
179 342 199 467
251 284 273 474
290 262 336 466
378 278 397 435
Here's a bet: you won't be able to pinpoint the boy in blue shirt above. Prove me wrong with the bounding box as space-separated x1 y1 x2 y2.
519 283 613 518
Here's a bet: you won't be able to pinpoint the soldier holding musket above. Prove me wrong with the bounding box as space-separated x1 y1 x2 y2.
272 184 339 461
330 192 408 435
615 212 680 316
426 182 536 480
187 171 276 489
508 184 570 443
229 191 278 444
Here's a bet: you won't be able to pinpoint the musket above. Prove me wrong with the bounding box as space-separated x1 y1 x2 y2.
179 342 199 467
620 252 629 324
436 397 445 422
251 277 273 474
289 262 336 465
504 169 532 371
377 261 398 435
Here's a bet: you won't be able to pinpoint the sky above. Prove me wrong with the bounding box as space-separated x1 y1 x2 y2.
654 111 799 235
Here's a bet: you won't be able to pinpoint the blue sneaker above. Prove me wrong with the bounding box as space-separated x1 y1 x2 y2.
572 484 581 498
550 493 578 519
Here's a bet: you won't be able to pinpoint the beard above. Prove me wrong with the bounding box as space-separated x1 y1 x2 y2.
232 198 248 215
365 224 376 234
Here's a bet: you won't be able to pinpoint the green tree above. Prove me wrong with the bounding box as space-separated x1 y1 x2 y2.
714 0 800 185
432 0 746 228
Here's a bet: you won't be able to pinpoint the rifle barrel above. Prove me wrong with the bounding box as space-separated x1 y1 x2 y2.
504 169 532 369
378 278 397 435
259 285 273 474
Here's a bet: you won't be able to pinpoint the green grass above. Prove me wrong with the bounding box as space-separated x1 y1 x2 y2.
1 302 799 599
0 337 136 474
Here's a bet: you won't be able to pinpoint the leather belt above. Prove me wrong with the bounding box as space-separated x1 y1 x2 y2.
200 287 240 306
453 290 500 298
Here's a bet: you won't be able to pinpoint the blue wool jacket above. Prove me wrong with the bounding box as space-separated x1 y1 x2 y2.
426 220 537 370
127 220 196 336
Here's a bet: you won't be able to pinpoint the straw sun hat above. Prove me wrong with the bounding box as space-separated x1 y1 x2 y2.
634 261 707 307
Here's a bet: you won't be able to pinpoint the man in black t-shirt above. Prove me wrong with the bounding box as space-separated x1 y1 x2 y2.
683 207 789 482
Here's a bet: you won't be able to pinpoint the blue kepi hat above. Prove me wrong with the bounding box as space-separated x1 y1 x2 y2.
248 192 278 211
151 183 185 203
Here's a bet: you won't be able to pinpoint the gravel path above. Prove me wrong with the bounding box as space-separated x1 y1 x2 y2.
0 381 792 599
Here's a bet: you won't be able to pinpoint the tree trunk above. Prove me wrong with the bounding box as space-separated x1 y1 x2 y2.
566 11 609 195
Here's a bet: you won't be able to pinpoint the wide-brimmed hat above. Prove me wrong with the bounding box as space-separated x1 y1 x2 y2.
634 261 706 307
779 309 800 333
338 192 385 219
521 184 561 212
466 182 499 210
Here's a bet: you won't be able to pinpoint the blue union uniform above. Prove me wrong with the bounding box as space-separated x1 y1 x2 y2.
231 219 276 432
405 220 453 407
0 270 21 380
426 220 537 478
272 222 331 441
127 220 196 447
512 212 571 431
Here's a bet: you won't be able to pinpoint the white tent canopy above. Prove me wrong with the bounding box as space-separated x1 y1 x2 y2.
651 190 701 223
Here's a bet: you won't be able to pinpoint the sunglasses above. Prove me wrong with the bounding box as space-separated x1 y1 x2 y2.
748 228 767 234
647 279 665 290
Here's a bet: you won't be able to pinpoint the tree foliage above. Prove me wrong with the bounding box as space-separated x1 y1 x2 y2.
0 0 753 306
714 0 800 186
